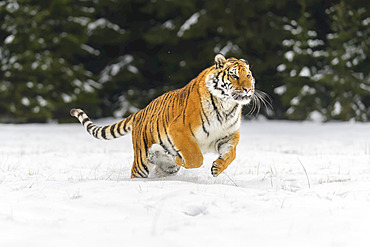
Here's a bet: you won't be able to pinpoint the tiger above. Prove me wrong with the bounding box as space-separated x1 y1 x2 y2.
70 54 262 178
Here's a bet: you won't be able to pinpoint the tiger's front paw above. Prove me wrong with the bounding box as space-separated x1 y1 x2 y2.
211 160 225 177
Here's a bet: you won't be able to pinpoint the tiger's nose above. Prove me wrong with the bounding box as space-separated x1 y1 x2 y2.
243 87 253 96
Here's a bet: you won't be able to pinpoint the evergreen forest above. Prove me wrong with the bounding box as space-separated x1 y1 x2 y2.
0 0 369 122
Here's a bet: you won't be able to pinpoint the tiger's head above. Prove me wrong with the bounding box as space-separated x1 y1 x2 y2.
206 54 255 105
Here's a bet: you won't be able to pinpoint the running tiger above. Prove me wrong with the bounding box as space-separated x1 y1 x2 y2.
70 54 267 178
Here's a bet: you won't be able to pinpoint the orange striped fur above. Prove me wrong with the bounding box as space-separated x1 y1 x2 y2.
71 54 257 178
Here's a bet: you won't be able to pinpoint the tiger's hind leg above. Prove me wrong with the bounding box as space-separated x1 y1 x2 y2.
130 158 151 178
149 144 180 177
130 135 152 178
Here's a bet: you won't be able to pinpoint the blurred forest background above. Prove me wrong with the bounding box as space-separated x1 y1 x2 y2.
0 0 369 123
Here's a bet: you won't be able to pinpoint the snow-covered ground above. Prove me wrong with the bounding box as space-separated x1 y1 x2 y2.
1 120 369 247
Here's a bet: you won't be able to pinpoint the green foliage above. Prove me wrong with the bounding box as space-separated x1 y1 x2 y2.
0 0 99 122
90 0 293 118
278 0 370 121
0 0 368 122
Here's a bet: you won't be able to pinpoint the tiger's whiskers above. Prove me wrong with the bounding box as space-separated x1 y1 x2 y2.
247 90 273 117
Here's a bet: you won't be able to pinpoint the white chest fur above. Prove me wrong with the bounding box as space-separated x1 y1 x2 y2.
194 96 241 153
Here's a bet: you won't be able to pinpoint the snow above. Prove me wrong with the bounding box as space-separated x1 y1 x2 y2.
216 41 242 56
162 20 175 30
284 51 294 62
5 1 19 13
290 96 300 105
360 83 370 92
331 57 339 65
307 30 317 37
298 67 311 77
87 18 125 35
21 97 30 106
177 10 205 37
308 111 325 122
307 39 324 47
362 17 370 25
4 35 15 44
282 39 294 47
332 102 342 116
274 85 287 95
100 55 134 83
277 64 287 72
1 120 370 247
301 85 316 95
36 96 47 107
80 44 100 56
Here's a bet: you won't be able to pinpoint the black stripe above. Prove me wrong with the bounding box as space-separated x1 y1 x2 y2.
142 132 149 154
156 119 163 145
133 163 146 178
198 92 210 125
216 136 231 153
86 123 93 131
182 92 190 124
135 111 145 126
200 114 209 137
117 120 124 135
82 118 90 126
92 127 99 138
131 166 137 176
183 82 197 124
157 118 172 154
165 108 170 126
217 139 230 153
101 126 109 139
189 123 196 138
210 94 222 123
78 112 84 118
139 157 149 175
138 149 149 177
200 104 210 124
134 149 145 178
137 169 146 178
110 123 117 138
225 104 239 119
177 152 184 162
135 167 144 178
141 161 149 175
122 119 128 132
164 127 181 158
222 71 228 84
229 115 241 127
162 92 171 102
96 127 101 138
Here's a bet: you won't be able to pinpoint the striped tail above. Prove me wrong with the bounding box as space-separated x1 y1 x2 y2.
70 108 134 140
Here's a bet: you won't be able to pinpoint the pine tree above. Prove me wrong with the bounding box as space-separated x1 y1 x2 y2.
89 0 204 117
0 0 99 122
91 0 297 119
278 0 369 121
277 0 331 121
323 0 369 121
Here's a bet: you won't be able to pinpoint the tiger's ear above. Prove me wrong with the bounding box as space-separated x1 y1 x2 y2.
240 58 249 65
215 53 226 69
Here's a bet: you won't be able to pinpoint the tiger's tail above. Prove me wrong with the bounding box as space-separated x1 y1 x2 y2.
70 108 134 140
